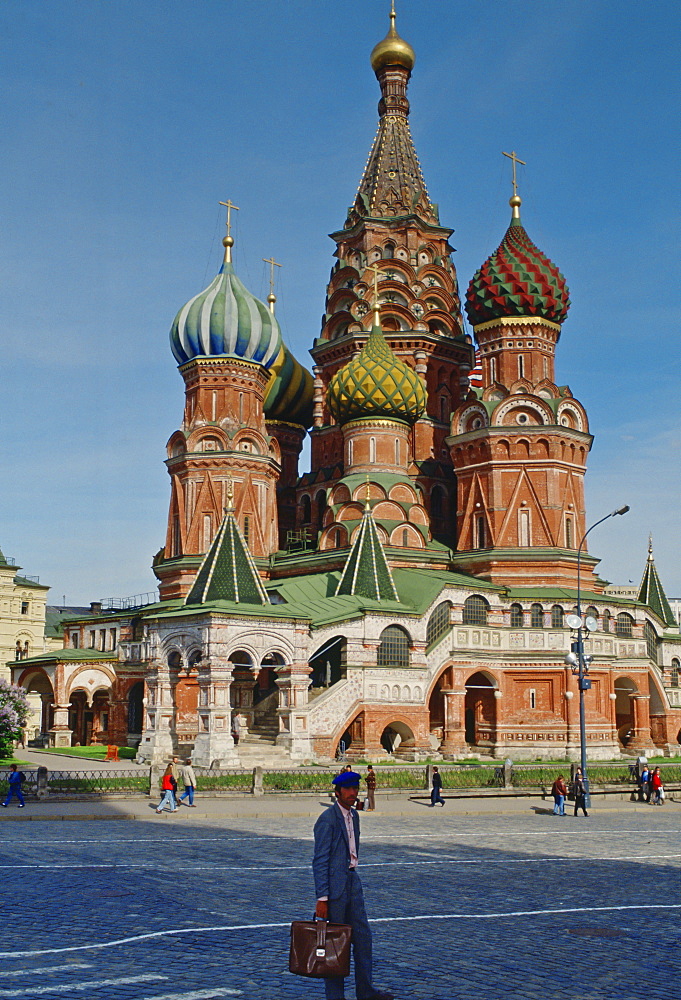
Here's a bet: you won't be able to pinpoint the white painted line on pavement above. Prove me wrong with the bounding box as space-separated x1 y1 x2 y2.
141 991 242 999
3 902 681 959
0 965 92 979
0 974 166 996
11 851 681 871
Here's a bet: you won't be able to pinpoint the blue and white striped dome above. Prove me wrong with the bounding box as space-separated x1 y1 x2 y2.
170 260 282 368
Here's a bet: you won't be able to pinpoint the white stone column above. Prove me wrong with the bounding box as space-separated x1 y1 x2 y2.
49 704 72 748
136 659 175 765
192 656 240 768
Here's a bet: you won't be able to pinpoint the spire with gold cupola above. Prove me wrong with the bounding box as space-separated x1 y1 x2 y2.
302 4 472 550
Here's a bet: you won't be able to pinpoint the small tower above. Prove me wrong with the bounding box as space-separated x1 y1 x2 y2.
155 208 310 600
449 176 593 589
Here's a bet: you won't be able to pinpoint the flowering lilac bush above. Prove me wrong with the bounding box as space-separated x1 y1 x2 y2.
0 680 31 758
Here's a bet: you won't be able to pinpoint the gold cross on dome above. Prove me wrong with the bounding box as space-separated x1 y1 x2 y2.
502 150 526 197
219 199 240 238
262 256 282 296
368 262 382 323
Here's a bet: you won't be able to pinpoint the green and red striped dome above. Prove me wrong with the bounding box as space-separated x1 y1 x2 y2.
466 204 570 326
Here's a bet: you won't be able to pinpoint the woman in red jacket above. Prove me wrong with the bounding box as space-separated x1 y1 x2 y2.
650 766 664 805
156 764 178 814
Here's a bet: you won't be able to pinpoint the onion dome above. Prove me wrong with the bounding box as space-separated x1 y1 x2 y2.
465 196 570 326
170 247 281 368
327 321 426 426
264 343 314 428
370 6 415 73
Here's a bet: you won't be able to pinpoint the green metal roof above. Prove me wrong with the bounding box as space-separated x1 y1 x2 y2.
8 649 114 669
638 541 677 628
184 509 268 607
336 505 398 601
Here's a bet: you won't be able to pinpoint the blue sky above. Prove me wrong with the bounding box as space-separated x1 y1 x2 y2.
1 0 679 604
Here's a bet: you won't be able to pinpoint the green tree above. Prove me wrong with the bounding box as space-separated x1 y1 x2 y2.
0 680 31 758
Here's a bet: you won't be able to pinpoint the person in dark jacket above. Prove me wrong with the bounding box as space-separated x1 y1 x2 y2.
1 765 25 808
572 768 588 816
430 766 445 807
312 771 393 1000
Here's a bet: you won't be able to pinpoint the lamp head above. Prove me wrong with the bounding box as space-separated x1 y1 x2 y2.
613 505 630 516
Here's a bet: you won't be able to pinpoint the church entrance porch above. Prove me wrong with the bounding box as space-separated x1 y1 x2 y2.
464 672 497 753
333 707 431 761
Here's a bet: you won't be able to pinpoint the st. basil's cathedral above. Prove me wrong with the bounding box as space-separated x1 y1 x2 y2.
12 9 681 765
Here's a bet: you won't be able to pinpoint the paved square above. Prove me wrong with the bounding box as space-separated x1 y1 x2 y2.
0 800 680 999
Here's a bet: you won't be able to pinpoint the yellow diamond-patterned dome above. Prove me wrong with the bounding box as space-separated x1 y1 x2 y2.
327 325 426 426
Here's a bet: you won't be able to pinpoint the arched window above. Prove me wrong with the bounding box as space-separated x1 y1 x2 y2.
301 495 311 524
586 606 599 627
518 355 524 378
565 516 573 549
476 515 486 549
463 595 488 626
510 603 524 628
395 438 400 465
616 613 634 637
644 621 658 663
426 601 452 646
202 514 212 550
315 490 326 528
551 605 565 629
671 659 680 687
369 437 376 464
602 610 611 633
377 626 410 668
531 603 544 628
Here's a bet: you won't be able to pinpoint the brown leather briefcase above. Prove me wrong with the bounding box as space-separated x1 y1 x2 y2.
289 918 352 978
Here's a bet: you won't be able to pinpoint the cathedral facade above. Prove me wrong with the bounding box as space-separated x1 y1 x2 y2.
12 10 681 764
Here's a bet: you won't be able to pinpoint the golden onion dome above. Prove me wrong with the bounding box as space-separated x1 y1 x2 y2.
327 323 426 426
370 7 415 73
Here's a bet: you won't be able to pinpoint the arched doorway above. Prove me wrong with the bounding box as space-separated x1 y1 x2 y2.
127 681 144 744
21 671 54 739
380 720 415 756
229 651 256 729
614 676 637 746
464 672 496 748
309 636 346 689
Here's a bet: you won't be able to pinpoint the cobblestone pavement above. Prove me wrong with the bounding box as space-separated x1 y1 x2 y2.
1 800 680 1000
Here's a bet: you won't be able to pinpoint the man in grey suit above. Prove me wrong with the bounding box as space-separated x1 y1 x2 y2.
312 770 394 1000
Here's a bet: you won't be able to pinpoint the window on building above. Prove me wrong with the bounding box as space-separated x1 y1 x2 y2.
551 605 565 629
671 659 680 687
490 356 497 383
518 355 524 378
100 712 109 732
369 437 376 464
586 606 599 627
172 515 181 557
20 601 28 615
644 621 659 663
510 603 524 627
89 631 96 649
531 603 544 628
99 629 106 651
476 515 486 549
71 632 79 649
616 613 634 637
109 628 117 650
301 495 311 524
426 601 452 646
463 595 489 626
519 509 530 546
243 515 251 546
565 516 573 549
395 437 400 464
203 515 212 550
316 490 326 529
602 610 611 633
348 439 353 466
377 625 410 667
529 688 536 709
402 529 408 547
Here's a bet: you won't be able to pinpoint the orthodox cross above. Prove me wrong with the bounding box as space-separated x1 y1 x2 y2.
219 199 239 237
368 262 382 323
501 150 526 197
262 256 282 296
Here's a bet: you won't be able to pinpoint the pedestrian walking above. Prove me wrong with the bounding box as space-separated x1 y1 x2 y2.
364 765 376 811
312 770 394 1000
639 764 650 803
430 765 445 807
231 713 241 746
1 765 25 808
156 764 178 813
572 768 588 816
651 766 665 805
170 755 182 808
551 774 568 816
179 757 197 807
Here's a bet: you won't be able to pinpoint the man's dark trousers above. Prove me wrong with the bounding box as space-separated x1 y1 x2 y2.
325 869 372 1000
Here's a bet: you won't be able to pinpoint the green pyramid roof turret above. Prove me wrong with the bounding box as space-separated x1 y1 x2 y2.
185 506 268 607
638 536 676 628
335 495 398 601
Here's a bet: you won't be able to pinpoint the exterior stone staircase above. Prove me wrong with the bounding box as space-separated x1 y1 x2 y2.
237 720 298 769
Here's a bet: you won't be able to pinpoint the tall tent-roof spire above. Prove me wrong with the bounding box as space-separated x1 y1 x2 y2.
184 495 269 606
637 535 676 628
348 4 437 227
335 486 399 601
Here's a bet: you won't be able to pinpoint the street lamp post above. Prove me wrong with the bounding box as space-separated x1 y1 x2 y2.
569 505 630 807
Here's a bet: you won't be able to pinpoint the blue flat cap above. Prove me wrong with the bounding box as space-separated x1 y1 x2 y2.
332 771 362 787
